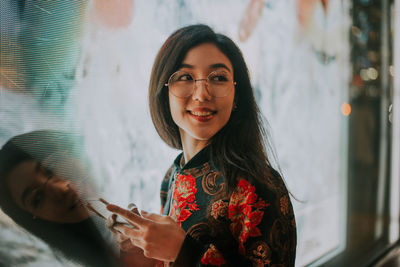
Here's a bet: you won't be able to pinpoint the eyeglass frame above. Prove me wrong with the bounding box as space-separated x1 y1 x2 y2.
27 164 54 210
164 70 237 98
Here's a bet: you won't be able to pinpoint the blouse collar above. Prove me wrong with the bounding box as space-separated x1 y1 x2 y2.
173 145 211 172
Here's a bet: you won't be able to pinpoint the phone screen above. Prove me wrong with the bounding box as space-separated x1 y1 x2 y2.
86 199 131 225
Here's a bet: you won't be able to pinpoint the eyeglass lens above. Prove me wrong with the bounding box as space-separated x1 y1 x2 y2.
167 70 234 98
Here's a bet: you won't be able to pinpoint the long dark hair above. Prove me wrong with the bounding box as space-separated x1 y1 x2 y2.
0 130 118 267
149 24 276 190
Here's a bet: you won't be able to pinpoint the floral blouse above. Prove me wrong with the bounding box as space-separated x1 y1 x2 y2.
160 147 296 266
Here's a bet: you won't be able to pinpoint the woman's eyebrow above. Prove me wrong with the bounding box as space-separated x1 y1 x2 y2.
179 63 194 69
179 63 232 72
209 63 231 72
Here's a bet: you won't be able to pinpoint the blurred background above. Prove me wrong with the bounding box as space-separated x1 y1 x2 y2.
0 0 398 266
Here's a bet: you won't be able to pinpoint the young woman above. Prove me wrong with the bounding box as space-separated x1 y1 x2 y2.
0 130 119 267
107 24 297 266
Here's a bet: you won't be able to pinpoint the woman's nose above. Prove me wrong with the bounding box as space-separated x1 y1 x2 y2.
192 80 212 102
47 180 71 200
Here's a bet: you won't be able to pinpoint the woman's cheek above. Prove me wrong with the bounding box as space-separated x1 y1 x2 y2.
169 98 183 126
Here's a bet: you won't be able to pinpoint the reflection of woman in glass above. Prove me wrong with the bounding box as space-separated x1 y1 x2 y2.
108 24 297 266
0 130 118 267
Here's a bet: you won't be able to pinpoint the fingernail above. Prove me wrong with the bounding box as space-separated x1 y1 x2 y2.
127 203 137 210
106 204 115 211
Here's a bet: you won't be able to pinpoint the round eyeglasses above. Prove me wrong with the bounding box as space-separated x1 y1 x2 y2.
165 70 236 98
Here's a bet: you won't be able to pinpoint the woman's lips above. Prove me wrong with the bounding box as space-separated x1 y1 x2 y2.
69 198 84 211
67 191 82 210
187 108 216 122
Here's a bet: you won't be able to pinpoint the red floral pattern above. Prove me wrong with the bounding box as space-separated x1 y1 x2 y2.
201 244 226 265
169 174 199 225
228 179 270 254
211 199 228 219
161 156 296 266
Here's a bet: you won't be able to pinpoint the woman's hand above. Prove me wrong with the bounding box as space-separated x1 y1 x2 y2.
106 213 158 266
106 214 136 252
107 204 186 262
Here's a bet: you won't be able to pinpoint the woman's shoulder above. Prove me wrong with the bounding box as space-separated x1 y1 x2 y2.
229 165 295 223
262 165 290 196
235 165 289 200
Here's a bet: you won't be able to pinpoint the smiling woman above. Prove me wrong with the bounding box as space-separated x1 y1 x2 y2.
107 24 297 267
0 130 119 267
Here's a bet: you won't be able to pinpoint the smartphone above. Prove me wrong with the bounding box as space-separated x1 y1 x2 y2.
86 198 135 225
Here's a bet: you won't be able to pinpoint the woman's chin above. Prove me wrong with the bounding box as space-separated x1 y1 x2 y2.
186 129 219 142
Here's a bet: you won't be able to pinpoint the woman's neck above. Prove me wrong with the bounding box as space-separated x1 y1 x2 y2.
180 130 210 163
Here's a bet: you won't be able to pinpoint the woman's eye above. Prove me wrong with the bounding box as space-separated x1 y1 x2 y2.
30 172 53 209
177 74 193 81
47 173 54 181
210 74 228 82
45 169 54 177
40 166 54 178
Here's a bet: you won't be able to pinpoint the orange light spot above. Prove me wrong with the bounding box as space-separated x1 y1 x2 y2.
341 102 351 116
94 0 134 28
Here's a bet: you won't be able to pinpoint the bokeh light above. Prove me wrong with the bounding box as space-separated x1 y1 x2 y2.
341 102 352 116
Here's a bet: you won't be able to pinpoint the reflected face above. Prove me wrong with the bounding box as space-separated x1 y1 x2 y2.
7 161 89 223
168 43 235 143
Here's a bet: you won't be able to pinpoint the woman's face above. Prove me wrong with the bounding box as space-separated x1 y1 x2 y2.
7 160 90 223
168 43 235 143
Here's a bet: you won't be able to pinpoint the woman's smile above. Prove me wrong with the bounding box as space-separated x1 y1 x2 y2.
69 198 84 211
187 107 217 122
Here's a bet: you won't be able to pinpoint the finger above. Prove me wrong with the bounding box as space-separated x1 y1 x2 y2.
127 203 137 210
114 232 129 243
107 204 149 227
142 212 172 224
141 212 163 221
114 221 139 230
127 203 142 216
99 198 110 205
106 214 118 228
113 224 142 238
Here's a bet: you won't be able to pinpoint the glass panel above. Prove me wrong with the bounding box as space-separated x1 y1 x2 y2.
389 0 400 246
1 0 396 266
322 0 396 265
